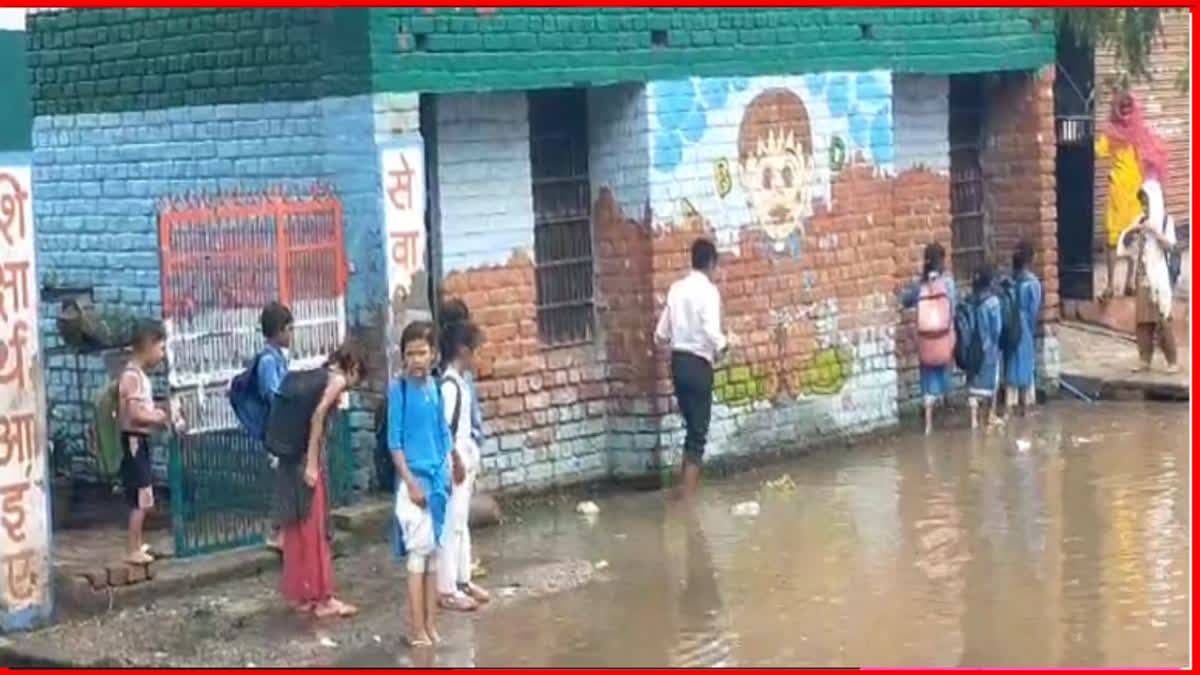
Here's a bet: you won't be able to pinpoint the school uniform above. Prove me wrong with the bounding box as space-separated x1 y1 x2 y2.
388 377 451 574
1004 271 1043 392
437 365 479 596
654 270 727 463
968 293 1004 398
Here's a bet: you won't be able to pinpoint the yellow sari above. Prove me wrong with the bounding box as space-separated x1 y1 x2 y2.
1095 134 1144 248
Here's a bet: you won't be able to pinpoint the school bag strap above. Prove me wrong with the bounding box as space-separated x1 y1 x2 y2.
443 376 463 438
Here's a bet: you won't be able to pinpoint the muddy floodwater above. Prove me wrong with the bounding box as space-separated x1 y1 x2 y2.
341 401 1189 668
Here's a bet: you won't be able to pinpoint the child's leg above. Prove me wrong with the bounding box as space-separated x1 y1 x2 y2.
406 556 431 645
968 396 980 429
922 396 934 435
424 564 440 643
1004 386 1017 416
127 507 145 555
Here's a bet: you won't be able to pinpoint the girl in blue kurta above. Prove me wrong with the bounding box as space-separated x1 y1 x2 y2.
900 243 957 434
388 321 451 648
967 266 1004 430
1003 241 1044 417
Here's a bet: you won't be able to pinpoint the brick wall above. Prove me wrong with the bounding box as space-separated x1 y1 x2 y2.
980 67 1061 383
371 8 1055 92
1093 10 1191 244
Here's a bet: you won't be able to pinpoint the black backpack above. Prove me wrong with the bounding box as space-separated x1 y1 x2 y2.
953 300 984 376
263 368 329 459
997 278 1025 357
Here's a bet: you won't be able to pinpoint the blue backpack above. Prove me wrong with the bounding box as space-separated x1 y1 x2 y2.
228 353 268 441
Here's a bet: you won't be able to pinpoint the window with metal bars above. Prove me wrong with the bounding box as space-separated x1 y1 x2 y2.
528 89 595 345
948 75 987 285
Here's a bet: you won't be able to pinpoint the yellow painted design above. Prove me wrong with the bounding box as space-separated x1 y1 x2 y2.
1096 133 1144 248
714 159 733 198
798 347 853 396
713 363 768 407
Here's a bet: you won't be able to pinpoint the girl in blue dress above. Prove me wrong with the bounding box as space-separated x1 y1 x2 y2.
901 243 956 435
1003 241 1043 417
967 265 1004 430
388 321 451 648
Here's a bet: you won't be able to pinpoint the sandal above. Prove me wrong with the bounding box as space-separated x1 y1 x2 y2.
126 551 154 565
439 592 478 612
460 582 491 604
407 634 433 648
313 598 357 618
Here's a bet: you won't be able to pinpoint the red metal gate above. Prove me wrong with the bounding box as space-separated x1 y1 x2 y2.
157 189 347 433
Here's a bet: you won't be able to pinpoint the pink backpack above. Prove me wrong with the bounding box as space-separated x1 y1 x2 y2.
916 277 955 367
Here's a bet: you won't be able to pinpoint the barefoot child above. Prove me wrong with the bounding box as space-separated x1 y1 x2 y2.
389 321 451 646
437 319 490 611
966 265 1004 430
900 243 956 435
118 321 175 564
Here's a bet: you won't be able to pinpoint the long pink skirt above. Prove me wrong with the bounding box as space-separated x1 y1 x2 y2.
280 471 334 606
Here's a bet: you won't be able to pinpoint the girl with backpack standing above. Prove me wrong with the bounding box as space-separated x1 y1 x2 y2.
266 340 366 618
966 266 1004 431
901 243 957 435
1003 241 1043 417
437 319 491 612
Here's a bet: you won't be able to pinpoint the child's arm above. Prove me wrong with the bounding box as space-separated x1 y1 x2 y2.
653 298 671 347
119 371 168 429
304 373 344 484
256 352 286 398
441 378 466 482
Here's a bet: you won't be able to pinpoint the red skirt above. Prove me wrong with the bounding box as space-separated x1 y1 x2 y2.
280 470 334 606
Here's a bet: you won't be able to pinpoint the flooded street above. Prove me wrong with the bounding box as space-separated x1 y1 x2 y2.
342 401 1190 668
7 401 1188 668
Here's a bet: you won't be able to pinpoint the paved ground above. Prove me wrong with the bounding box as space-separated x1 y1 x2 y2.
1056 322 1189 400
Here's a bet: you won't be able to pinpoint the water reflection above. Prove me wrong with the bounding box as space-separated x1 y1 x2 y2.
337 401 1188 667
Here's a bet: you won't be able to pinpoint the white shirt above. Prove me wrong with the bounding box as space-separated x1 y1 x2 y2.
655 270 728 364
440 366 478 470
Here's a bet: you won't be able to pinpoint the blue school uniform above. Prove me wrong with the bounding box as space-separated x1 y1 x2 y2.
1004 271 1043 389
901 273 957 398
387 377 451 560
968 293 1004 397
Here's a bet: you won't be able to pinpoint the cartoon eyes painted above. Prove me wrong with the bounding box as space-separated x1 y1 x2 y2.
761 158 799 191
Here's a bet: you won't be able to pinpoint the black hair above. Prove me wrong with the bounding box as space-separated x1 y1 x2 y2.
1012 240 1034 272
439 298 470 327
439 319 482 364
130 319 166 352
973 263 994 294
259 301 293 339
922 242 946 278
325 339 368 378
1137 188 1150 207
400 320 436 355
691 238 718 271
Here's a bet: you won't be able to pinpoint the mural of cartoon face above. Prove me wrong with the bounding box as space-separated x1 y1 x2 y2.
737 88 816 247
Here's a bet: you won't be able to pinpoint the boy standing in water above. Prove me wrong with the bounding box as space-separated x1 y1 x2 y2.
1003 241 1043 416
389 321 451 647
655 238 729 501
437 319 491 611
966 266 1004 430
118 321 178 564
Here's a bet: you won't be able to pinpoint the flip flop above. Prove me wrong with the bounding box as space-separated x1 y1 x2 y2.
407 635 433 648
126 551 154 565
439 593 478 612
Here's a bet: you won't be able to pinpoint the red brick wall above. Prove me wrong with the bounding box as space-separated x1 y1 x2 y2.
982 67 1060 323
1094 11 1191 244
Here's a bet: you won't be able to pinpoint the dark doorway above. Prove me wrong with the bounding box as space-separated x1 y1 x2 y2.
949 75 987 286
1054 33 1096 300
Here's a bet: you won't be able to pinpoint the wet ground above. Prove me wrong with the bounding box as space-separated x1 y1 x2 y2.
5 401 1189 668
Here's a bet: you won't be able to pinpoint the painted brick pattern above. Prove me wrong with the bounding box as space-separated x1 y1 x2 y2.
32 97 385 488
26 7 371 116
372 8 1055 94
435 92 534 272
0 24 32 152
1093 11 1191 244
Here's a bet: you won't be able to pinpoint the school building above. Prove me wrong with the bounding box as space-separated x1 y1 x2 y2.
18 8 1068 505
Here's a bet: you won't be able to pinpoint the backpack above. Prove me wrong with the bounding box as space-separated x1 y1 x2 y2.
997 278 1025 357
443 376 463 439
915 277 955 367
263 368 330 459
93 379 125 478
954 299 985 376
228 353 267 441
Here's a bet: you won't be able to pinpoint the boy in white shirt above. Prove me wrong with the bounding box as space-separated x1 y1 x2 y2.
654 238 730 500
437 319 490 610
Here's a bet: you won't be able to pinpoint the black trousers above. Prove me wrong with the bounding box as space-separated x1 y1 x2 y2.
671 351 714 463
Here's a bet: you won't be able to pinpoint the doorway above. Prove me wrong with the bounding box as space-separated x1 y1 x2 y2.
1054 34 1096 301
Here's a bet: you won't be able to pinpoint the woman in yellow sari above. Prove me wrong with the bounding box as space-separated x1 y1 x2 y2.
1094 92 1168 301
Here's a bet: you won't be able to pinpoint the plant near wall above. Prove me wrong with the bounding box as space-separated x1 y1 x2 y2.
1057 7 1189 93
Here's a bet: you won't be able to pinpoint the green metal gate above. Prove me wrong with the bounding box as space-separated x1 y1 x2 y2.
168 412 354 558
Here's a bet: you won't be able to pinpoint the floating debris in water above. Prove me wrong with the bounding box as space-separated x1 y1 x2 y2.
1015 439 1032 452
764 474 797 492
731 501 761 517
576 501 600 516
1072 435 1098 445
594 560 609 571
471 559 488 578
319 637 338 648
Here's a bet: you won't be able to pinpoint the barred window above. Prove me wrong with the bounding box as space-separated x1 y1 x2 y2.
949 74 986 285
527 89 595 346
